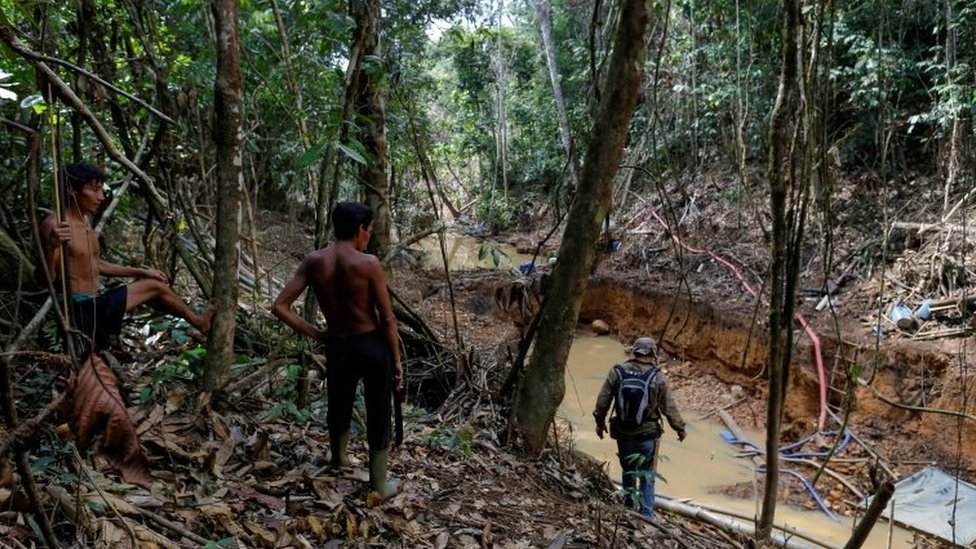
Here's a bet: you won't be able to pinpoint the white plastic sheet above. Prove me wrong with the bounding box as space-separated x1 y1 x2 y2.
873 466 976 546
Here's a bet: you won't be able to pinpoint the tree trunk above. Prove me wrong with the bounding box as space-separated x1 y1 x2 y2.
758 0 803 542
536 0 580 187
353 0 392 265
496 0 509 198
203 0 243 391
513 0 650 455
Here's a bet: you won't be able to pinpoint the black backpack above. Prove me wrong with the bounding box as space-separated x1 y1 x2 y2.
613 363 659 427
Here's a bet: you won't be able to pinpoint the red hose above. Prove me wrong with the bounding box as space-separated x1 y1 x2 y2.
647 209 828 431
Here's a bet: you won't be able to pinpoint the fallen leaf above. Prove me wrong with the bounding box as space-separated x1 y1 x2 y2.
65 355 151 488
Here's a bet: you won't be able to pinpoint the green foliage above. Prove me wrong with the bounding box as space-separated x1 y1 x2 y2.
477 239 510 267
422 425 473 457
140 342 206 403
475 191 515 232
203 538 237 549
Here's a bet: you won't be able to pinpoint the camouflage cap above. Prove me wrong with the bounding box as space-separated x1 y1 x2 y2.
632 337 657 357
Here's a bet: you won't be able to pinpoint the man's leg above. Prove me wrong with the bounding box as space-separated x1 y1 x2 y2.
637 438 658 518
126 278 215 333
618 439 640 511
360 332 399 501
326 344 358 469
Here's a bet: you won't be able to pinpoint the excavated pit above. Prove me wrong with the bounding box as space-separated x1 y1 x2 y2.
576 275 976 476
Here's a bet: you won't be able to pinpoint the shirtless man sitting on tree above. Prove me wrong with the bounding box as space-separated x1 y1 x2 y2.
39 163 215 354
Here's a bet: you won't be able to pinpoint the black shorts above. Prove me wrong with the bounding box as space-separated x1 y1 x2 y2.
68 285 127 354
325 330 394 452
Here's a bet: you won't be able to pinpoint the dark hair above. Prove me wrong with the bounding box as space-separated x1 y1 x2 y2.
63 163 106 191
332 201 373 240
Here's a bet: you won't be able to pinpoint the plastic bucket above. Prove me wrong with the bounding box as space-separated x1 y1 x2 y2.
890 304 915 330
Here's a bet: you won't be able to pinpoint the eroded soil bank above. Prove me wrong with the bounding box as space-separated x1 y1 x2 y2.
576 274 976 483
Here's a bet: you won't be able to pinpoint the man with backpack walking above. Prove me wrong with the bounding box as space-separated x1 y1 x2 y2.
593 336 686 518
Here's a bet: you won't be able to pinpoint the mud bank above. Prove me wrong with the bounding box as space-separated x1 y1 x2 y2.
577 275 976 475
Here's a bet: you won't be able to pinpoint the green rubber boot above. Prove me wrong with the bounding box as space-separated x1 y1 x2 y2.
368 449 401 501
326 432 351 469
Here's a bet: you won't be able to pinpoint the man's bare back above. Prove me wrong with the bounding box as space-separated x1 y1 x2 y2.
306 243 384 339
272 206 401 385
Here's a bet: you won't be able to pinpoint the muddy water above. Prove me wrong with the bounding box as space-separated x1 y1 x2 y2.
560 335 913 549
418 233 535 271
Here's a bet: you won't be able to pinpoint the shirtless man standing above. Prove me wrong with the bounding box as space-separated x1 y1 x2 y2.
39 163 215 354
272 201 402 501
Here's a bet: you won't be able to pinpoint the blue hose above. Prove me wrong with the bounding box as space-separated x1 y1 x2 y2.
720 428 850 521
757 467 840 522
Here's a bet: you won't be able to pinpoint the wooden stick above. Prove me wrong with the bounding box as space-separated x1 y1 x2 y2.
0 393 66 458
843 482 894 549
135 507 211 546
696 397 747 421
890 221 976 236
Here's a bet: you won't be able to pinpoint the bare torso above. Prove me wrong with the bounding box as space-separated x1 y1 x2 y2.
40 212 101 295
306 243 381 339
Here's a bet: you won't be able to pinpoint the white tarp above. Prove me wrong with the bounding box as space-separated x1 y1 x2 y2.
876 466 976 546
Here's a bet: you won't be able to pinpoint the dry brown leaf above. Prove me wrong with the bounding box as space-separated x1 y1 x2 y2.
135 404 165 436
83 491 138 515
209 433 237 477
243 519 276 547
65 355 151 488
306 516 325 540
345 512 357 539
217 513 246 538
94 517 126 548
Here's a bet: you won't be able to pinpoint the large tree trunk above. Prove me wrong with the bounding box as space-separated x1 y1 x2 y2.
354 0 392 264
536 0 580 187
513 0 650 454
758 0 803 542
203 0 243 391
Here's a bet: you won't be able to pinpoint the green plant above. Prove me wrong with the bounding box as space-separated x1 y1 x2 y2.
477 240 510 267
422 425 473 458
139 344 206 403
475 192 516 232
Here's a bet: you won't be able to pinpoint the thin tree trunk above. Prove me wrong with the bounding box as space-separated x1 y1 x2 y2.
758 0 803 542
354 0 392 264
942 0 960 214
203 0 243 391
496 0 509 198
513 0 650 454
271 0 316 406
536 0 580 187
843 482 894 549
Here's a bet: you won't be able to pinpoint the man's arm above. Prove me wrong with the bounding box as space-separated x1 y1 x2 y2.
658 375 686 440
592 369 618 438
272 259 324 342
367 257 402 388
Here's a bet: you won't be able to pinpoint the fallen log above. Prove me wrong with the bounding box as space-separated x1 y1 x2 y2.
656 497 839 549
